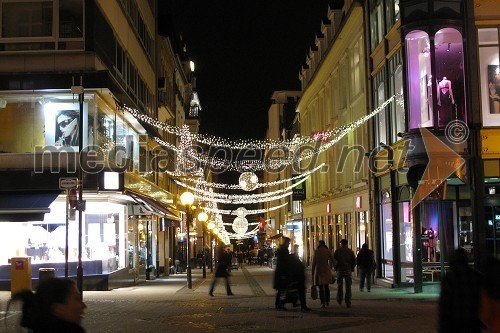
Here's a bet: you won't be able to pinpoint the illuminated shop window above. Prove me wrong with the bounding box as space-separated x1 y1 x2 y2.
406 28 466 130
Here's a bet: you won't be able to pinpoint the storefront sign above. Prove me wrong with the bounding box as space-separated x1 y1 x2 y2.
481 129 500 158
59 177 78 189
292 175 306 201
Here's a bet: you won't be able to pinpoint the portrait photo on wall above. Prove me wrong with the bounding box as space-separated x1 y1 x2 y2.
488 65 500 114
55 110 80 147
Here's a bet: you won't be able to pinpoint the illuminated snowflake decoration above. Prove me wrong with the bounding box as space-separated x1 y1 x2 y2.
232 216 249 234
239 172 259 191
234 207 248 217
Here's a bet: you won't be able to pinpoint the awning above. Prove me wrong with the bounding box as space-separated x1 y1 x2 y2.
125 190 180 221
0 191 61 222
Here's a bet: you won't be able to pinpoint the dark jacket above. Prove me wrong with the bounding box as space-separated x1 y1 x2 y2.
289 253 306 286
32 318 86 333
439 263 484 333
215 251 231 278
356 248 375 271
273 244 289 290
334 246 356 272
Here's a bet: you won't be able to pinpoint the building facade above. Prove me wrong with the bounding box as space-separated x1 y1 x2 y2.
0 0 195 290
297 0 372 266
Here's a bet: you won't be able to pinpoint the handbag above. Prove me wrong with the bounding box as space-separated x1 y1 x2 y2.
310 285 318 300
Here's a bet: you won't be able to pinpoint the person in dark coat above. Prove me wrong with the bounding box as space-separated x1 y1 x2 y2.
312 240 336 308
289 244 311 311
334 238 356 307
209 246 234 296
273 237 290 310
439 248 483 333
7 278 86 333
356 243 375 292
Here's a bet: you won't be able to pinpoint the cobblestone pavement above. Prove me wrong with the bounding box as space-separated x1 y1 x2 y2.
1 265 439 333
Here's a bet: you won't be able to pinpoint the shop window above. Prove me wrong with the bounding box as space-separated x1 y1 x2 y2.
406 28 466 130
398 201 413 282
478 27 500 126
406 30 433 129
434 28 466 128
380 190 393 280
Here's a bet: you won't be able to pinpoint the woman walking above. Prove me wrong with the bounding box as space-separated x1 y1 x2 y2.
312 240 336 308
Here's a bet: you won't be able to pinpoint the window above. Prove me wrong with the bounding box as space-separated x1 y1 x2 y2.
406 30 433 129
393 66 405 138
59 0 83 38
380 190 393 280
434 28 465 128
2 1 53 38
370 0 384 51
350 39 362 96
478 27 500 126
376 83 387 145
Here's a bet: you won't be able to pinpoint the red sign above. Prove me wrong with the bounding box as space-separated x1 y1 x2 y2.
312 131 329 142
14 261 24 270
356 196 362 209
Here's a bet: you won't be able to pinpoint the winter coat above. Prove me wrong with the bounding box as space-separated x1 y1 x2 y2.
289 253 306 287
273 244 289 290
215 251 231 278
312 245 336 286
356 248 375 271
334 246 356 272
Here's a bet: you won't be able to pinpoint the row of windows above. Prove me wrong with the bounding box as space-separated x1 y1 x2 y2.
0 0 84 51
118 0 155 63
116 42 153 117
369 0 400 51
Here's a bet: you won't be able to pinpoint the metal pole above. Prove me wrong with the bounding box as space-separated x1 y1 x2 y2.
186 208 192 288
202 224 206 278
65 189 69 278
77 73 84 295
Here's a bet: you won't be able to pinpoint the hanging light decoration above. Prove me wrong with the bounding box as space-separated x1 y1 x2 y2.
234 207 248 217
232 216 249 234
239 172 259 191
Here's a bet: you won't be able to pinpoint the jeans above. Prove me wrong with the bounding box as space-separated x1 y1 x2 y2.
359 268 373 291
336 271 352 305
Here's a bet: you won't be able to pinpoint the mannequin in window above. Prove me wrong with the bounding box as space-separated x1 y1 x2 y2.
425 227 438 262
437 77 455 127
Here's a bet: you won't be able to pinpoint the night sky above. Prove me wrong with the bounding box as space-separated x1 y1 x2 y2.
161 1 330 140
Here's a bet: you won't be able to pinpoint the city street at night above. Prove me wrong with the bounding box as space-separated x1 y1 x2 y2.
2 265 439 333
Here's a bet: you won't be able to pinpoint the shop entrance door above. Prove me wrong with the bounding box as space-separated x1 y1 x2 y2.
420 200 462 283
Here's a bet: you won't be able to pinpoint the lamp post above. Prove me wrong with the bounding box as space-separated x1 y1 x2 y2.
197 211 208 278
180 191 195 289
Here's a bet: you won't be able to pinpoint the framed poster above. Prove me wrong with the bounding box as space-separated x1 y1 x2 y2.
488 65 500 114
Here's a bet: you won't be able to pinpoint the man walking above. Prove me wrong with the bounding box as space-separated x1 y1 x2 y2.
334 239 356 307
273 237 290 310
356 243 375 292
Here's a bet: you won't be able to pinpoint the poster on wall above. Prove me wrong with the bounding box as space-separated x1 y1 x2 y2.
44 102 91 149
488 65 500 114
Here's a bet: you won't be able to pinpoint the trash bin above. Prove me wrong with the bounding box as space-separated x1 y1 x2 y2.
10 257 32 296
39 268 56 282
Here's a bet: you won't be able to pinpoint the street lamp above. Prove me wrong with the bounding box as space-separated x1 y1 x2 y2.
197 211 208 278
180 191 195 289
